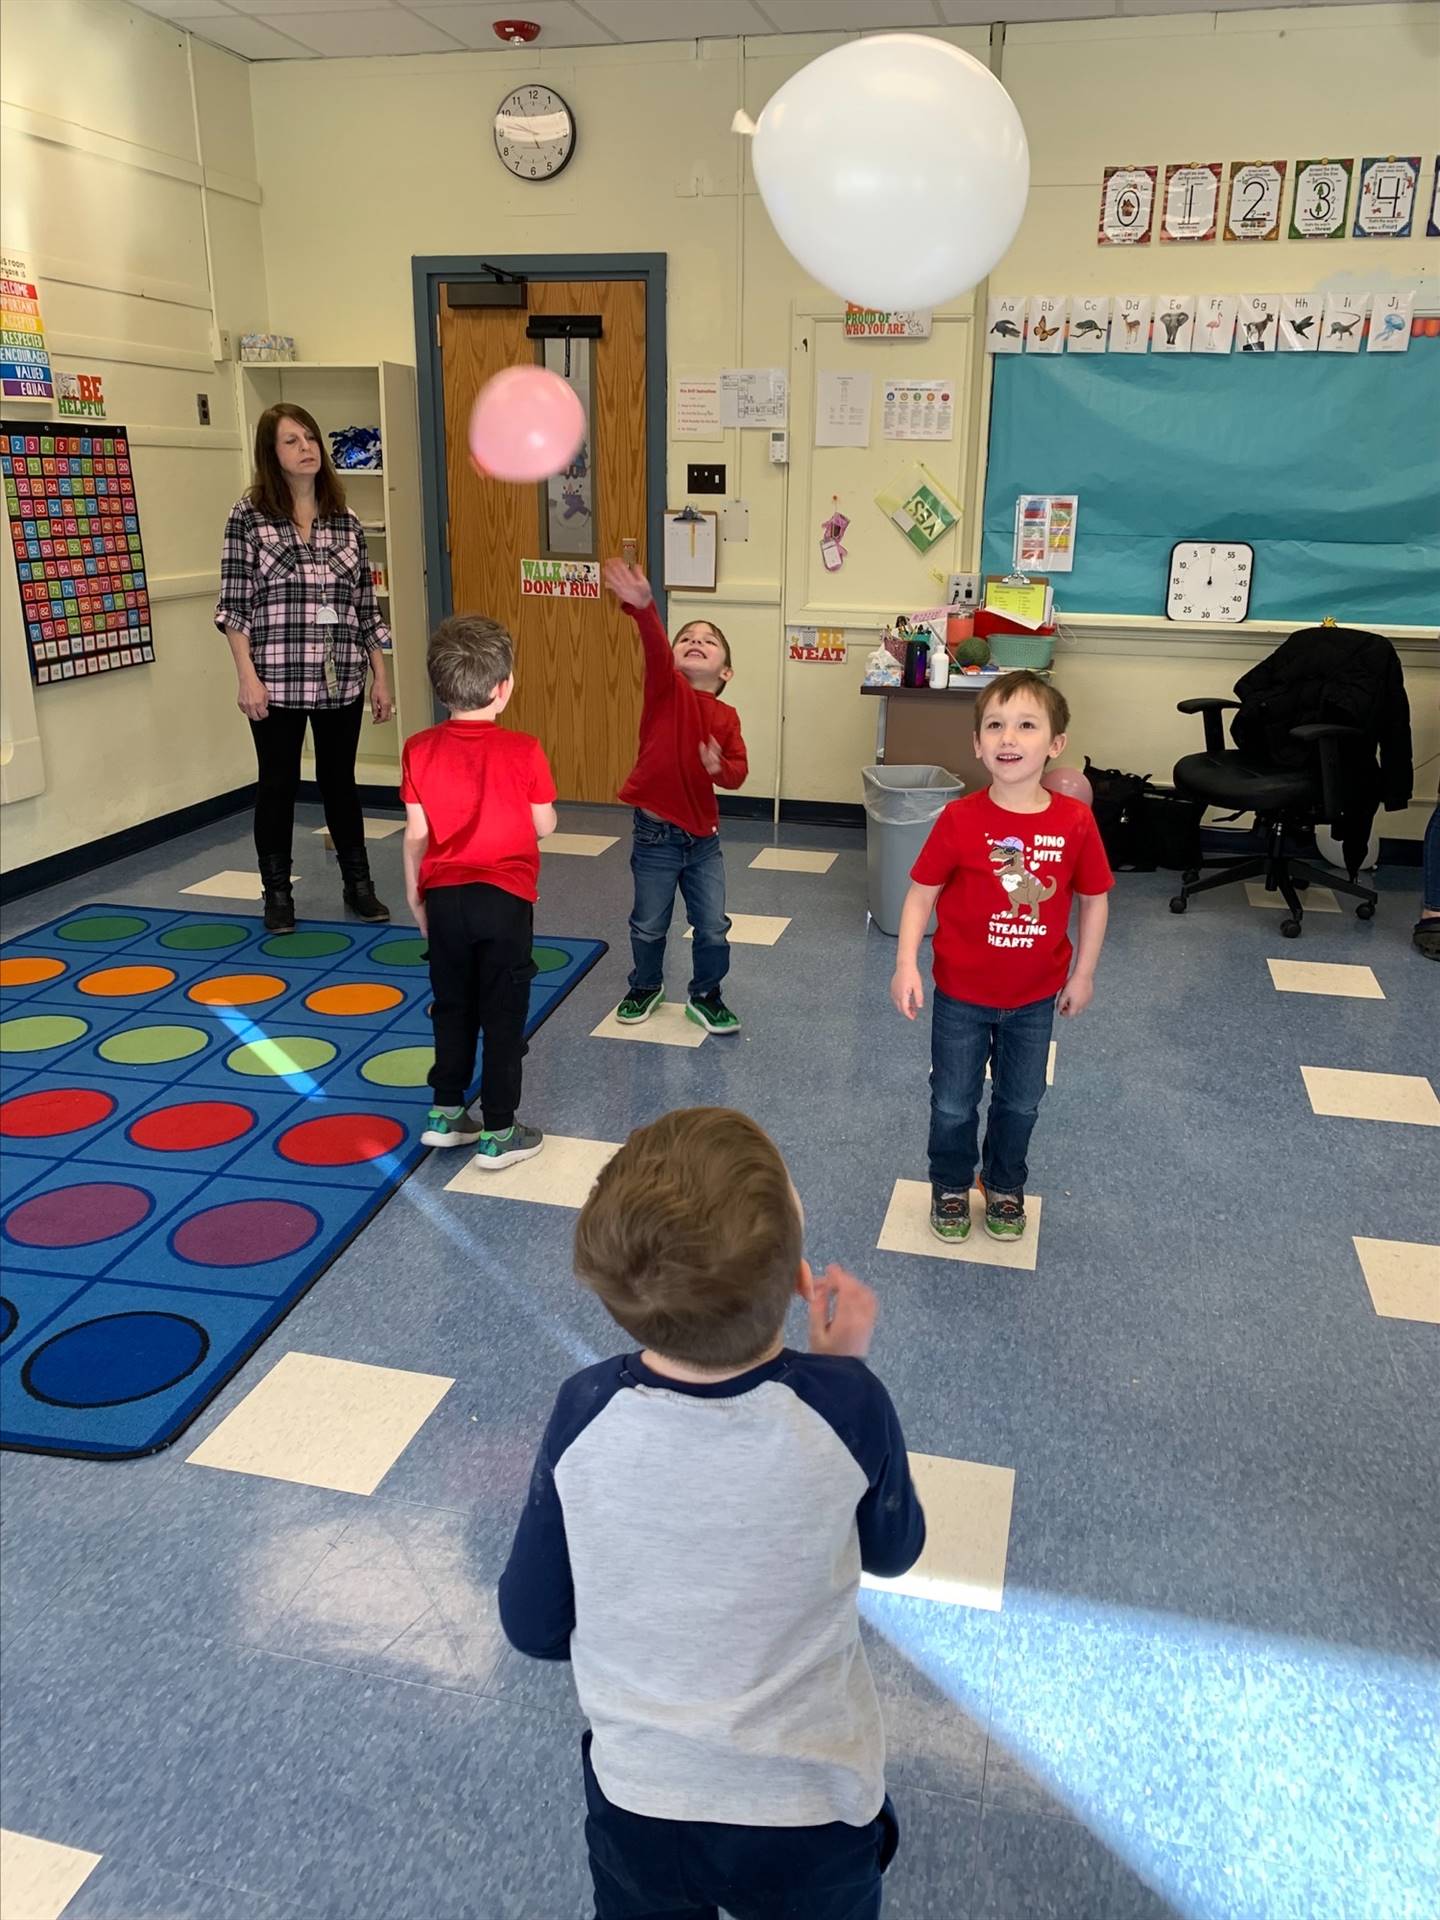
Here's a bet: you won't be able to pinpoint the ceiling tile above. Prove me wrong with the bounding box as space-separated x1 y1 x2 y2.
229 0 401 15
132 0 242 19
1118 0 1276 12
939 0 1113 19
253 8 467 51
583 0 776 42
410 1 620 47
194 12 319 50
760 0 942 26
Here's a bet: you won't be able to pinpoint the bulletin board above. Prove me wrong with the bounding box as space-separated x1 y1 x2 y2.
979 348 1439 626
2 422 155 684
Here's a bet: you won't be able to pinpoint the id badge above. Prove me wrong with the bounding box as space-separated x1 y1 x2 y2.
322 640 340 697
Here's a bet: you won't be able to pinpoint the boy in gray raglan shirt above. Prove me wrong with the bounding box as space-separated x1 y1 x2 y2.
499 1106 926 1918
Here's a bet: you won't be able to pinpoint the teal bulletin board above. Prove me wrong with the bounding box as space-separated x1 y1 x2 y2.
980 346 1439 626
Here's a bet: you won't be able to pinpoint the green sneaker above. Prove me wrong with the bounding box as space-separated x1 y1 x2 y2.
984 1190 1026 1241
421 1106 482 1149
471 1121 544 1170
615 986 663 1025
930 1186 971 1243
686 994 741 1035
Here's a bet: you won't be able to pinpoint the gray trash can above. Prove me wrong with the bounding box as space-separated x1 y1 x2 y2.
862 765 964 936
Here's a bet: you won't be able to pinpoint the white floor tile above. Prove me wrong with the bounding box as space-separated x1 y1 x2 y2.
186 1351 452 1496
591 1002 707 1048
988 1041 1056 1088
544 832 619 857
863 1452 1015 1611
0 1830 102 1920
1244 881 1339 913
1352 1236 1440 1325
1300 1066 1440 1128
444 1134 620 1207
749 848 838 875
182 870 302 902
1267 959 1384 999
314 817 403 843
877 1180 1043 1272
684 913 790 946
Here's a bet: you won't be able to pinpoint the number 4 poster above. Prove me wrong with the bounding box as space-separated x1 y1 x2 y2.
1353 156 1420 237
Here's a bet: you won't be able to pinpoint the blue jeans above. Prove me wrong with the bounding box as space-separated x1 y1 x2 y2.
928 988 1056 1196
628 811 731 1001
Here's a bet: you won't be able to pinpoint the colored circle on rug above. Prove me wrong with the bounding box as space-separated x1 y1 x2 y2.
99 1024 209 1066
224 1035 337 1078
78 964 176 998
532 945 569 974
57 914 147 943
171 1197 319 1267
0 955 65 988
0 1297 15 1342
279 1111 407 1166
0 1086 117 1139
260 930 352 960
303 982 404 1019
5 1181 153 1249
21 1311 208 1408
0 1013 89 1054
359 1045 433 1088
187 972 287 1008
160 922 248 953
128 1100 256 1153
367 937 428 970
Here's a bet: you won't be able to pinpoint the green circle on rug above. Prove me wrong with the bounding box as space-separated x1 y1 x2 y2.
368 937 428 969
226 1035 338 1077
0 1013 89 1053
99 1024 209 1065
360 1045 433 1087
532 945 568 974
160 922 248 952
57 913 147 943
261 931 353 960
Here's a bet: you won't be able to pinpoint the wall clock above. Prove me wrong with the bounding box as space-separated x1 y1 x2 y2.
1166 540 1254 623
494 86 576 182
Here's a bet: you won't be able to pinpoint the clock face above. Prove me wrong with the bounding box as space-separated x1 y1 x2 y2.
1166 541 1254 623
494 86 575 182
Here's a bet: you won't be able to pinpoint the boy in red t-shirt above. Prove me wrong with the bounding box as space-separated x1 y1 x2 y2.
890 671 1113 1244
401 614 558 1166
603 559 749 1034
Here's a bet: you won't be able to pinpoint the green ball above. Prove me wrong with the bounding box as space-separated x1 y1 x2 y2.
954 635 991 668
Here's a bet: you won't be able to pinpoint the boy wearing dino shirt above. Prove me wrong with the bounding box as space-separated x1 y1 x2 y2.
890 671 1113 1245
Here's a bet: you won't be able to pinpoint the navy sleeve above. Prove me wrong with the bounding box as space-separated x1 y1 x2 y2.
785 1356 927 1579
497 1358 629 1660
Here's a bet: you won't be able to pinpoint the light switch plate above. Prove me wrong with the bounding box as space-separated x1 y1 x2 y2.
687 463 725 494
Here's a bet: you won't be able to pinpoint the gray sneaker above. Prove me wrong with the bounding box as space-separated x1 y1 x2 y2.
930 1186 971 1243
471 1121 544 1170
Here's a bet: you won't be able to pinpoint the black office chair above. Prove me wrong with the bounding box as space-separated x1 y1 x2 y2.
1167 698 1377 938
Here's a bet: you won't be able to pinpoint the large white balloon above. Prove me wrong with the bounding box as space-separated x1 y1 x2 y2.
747 35 1029 310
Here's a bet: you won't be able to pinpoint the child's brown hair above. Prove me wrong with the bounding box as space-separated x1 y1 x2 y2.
973 668 1070 737
574 1108 800 1371
427 613 513 712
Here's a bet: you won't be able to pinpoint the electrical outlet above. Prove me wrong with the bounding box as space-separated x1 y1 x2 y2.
196 392 211 426
686 463 725 494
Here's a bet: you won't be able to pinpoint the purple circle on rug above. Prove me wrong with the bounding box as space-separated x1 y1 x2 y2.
5 1181 153 1249
170 1198 320 1267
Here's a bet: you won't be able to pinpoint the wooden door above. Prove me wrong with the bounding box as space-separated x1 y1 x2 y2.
439 280 647 802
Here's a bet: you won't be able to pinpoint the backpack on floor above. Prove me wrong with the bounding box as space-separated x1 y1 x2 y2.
1083 760 1151 870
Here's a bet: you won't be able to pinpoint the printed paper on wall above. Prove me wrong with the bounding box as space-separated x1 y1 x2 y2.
1098 166 1156 245
1110 296 1152 354
1353 156 1420 237
1066 296 1110 353
1225 162 1287 242
1235 296 1279 354
1366 290 1414 353
1153 297 1196 354
1193 295 1238 355
1319 292 1370 353
1290 159 1353 240
1025 296 1067 354
1161 163 1221 242
1278 295 1322 352
985 295 1025 353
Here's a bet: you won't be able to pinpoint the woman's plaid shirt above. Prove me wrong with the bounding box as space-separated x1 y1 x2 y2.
215 499 390 708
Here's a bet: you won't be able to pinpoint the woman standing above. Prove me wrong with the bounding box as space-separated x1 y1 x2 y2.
216 404 394 932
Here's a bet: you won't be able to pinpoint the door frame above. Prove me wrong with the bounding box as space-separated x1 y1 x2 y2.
412 253 668 654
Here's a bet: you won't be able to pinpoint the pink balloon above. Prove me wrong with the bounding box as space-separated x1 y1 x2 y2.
1042 765 1094 807
468 366 585 484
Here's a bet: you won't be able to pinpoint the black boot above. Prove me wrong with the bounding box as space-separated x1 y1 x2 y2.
258 855 296 934
338 846 390 922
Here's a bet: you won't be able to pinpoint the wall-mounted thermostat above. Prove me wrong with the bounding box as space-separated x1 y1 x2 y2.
768 430 788 466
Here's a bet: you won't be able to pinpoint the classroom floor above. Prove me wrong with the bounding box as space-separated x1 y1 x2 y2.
1 803 1437 1920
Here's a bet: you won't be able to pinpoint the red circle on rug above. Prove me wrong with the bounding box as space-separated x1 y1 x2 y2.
0 1087 116 1139
170 1198 319 1267
128 1101 256 1153
5 1181 152 1248
278 1112 406 1166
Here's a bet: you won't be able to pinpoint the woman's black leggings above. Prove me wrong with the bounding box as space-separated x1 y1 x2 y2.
249 699 365 867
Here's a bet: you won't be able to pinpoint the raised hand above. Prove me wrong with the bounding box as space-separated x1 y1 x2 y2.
602 559 653 610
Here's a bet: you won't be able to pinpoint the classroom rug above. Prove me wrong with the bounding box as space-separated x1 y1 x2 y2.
0 904 606 1461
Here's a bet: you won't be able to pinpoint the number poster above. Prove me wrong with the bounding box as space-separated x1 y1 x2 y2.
1353 156 1420 237
3 422 155 683
1225 162 1287 242
1290 159 1353 239
1161 163 1222 243
1098 166 1156 245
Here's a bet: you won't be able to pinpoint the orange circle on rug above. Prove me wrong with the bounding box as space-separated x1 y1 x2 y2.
0 956 65 987
78 964 176 997
187 973 288 1007
302 982 405 1018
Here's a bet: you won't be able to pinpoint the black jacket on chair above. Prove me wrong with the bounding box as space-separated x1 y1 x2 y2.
1230 625 1413 857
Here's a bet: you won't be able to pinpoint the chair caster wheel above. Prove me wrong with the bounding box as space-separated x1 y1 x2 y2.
1356 902 1376 921
1280 918 1302 939
1182 869 1199 885
1169 896 1188 914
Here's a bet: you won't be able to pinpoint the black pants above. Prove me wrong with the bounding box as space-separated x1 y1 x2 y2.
425 882 536 1123
583 1735 899 1920
249 699 365 867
